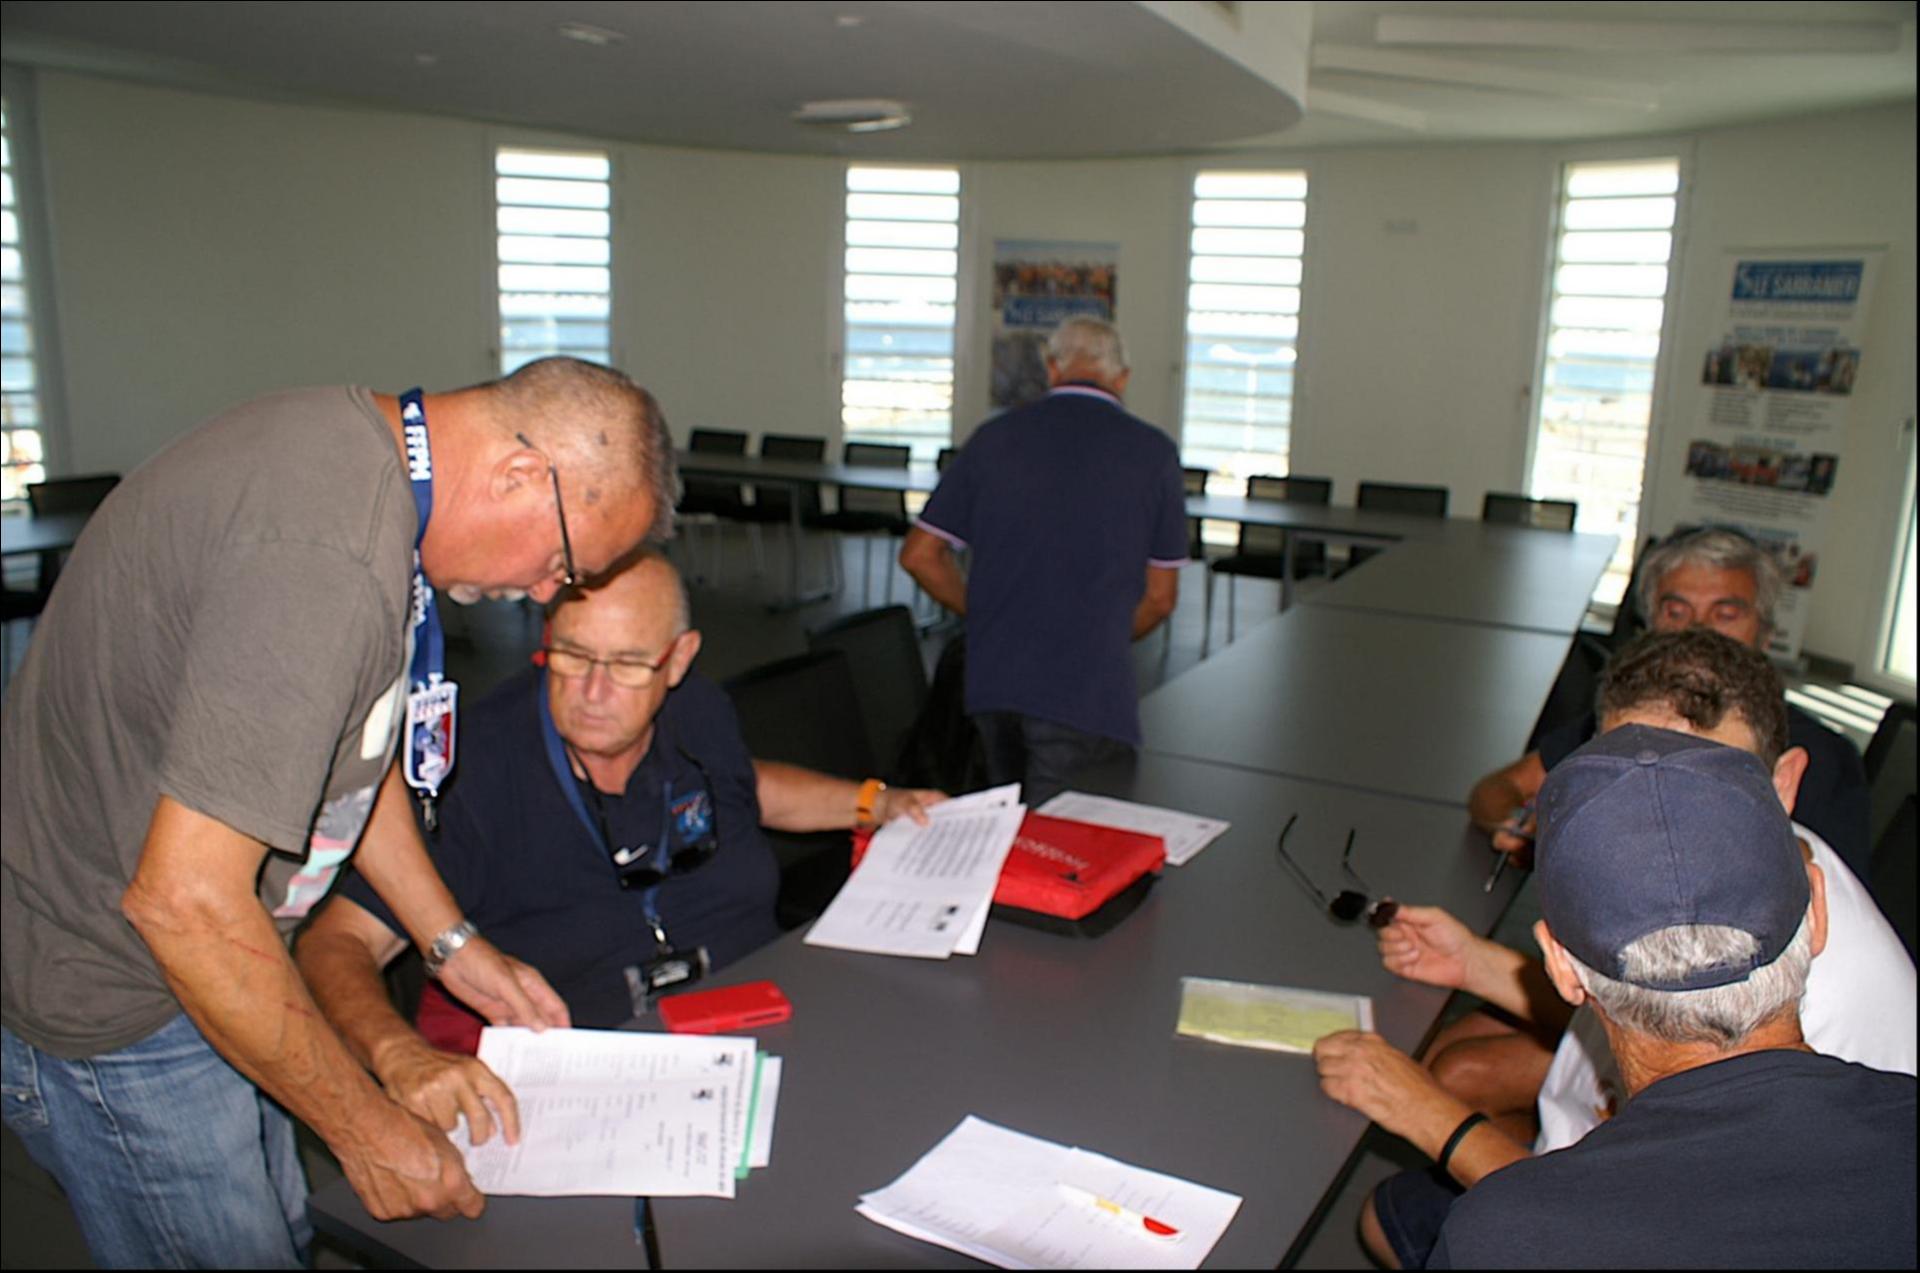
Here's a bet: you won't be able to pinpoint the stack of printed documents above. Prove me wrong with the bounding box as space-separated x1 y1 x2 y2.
1175 977 1374 1054
1036 792 1230 867
804 784 1025 958
448 1027 782 1198
858 1116 1241 1269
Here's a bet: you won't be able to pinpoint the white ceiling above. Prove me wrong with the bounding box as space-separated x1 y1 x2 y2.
1 1 1913 158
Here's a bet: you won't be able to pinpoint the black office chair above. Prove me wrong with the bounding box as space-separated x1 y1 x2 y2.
1869 792 1916 960
724 648 876 927
1347 480 1449 571
807 605 929 782
807 442 912 608
719 434 829 593
936 446 957 474
1864 701 1917 850
1205 474 1331 650
1482 492 1577 531
676 429 749 583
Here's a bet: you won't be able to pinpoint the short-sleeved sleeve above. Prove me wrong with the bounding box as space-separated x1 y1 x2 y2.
1149 448 1190 568
916 446 974 549
157 539 399 854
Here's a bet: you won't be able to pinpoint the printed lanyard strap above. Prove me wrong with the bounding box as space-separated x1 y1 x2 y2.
399 388 458 825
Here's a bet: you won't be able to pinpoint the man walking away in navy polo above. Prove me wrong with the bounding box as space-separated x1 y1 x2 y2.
901 318 1188 805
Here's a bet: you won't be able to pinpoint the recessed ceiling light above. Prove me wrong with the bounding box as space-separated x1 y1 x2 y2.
556 22 627 47
792 98 911 133
413 52 439 67
836 14 866 27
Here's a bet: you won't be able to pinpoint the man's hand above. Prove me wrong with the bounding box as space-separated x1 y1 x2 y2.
875 787 948 827
1490 804 1536 862
1312 1030 1462 1146
371 1034 522 1146
337 1106 489 1222
437 939 571 1031
1376 904 1481 989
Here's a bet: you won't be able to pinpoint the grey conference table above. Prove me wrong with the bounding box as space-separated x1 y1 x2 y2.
309 752 1521 1269
1137 602 1578 807
1304 527 1618 635
1 510 91 598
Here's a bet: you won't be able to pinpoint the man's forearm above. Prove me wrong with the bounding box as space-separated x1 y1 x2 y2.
350 763 466 951
124 878 406 1157
899 532 967 614
297 925 426 1079
754 760 859 832
1461 940 1573 1032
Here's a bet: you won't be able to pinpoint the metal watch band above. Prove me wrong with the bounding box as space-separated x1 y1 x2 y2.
423 919 479 976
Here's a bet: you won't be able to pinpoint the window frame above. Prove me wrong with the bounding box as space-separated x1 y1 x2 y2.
1859 416 1918 694
1 64 70 501
488 137 617 378
1521 142 1696 612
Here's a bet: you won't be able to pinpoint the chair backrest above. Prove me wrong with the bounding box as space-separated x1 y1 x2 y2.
680 430 749 511
1183 467 1211 497
1869 792 1917 960
807 605 929 779
1865 701 1917 850
1182 468 1211 556
1483 491 1577 531
840 442 910 520
1607 535 1662 646
27 473 120 518
723 648 875 780
1357 480 1449 518
937 447 957 473
1238 474 1331 557
754 434 826 518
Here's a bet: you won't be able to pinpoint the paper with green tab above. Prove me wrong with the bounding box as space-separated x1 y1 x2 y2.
1175 977 1374 1054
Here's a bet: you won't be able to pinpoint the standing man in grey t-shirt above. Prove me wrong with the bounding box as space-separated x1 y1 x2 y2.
1 357 674 1267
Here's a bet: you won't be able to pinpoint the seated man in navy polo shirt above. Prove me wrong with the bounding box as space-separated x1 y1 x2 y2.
1429 725 1914 1268
899 317 1188 806
295 551 941 1144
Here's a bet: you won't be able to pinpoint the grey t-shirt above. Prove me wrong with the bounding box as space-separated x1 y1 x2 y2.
1 386 416 1058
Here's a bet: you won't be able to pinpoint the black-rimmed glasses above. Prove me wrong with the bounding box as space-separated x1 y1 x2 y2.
516 431 579 589
1275 814 1399 928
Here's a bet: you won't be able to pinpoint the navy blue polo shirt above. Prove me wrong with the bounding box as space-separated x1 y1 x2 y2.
918 385 1188 745
339 667 779 1028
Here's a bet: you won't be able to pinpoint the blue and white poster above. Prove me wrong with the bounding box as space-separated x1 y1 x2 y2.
1672 248 1883 659
990 240 1118 410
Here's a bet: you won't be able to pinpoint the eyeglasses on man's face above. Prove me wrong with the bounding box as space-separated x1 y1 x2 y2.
516 432 579 589
544 639 679 690
1275 813 1399 928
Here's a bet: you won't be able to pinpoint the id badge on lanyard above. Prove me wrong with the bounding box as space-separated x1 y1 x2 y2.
398 388 458 831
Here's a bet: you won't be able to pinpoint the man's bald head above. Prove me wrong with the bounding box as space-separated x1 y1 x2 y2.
550 548 690 645
485 357 680 545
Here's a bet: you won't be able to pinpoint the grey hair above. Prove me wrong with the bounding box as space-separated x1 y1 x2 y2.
1636 527 1784 637
489 356 680 545
1568 917 1813 1049
1045 317 1129 381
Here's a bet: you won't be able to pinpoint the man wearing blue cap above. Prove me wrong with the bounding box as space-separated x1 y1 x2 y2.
1426 722 1915 1267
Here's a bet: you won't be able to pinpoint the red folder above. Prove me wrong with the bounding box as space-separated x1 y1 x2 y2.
852 811 1165 937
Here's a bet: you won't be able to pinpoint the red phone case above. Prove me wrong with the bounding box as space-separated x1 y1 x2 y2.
657 980 793 1034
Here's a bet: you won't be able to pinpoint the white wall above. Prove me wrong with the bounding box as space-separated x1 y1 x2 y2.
22 69 1915 663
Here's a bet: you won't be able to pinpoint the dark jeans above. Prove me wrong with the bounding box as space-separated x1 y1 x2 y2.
972 712 1133 808
1373 1164 1464 1269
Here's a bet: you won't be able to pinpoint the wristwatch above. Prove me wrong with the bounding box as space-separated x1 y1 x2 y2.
423 919 479 976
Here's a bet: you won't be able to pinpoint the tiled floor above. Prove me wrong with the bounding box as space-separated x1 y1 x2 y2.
0 525 1894 1269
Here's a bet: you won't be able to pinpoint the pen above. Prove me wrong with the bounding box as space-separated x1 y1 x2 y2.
1056 1183 1182 1240
1483 850 1509 894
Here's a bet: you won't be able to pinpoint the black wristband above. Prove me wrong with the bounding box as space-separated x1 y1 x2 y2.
1437 1111 1490 1172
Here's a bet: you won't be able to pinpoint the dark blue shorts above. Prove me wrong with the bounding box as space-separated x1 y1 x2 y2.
1373 1165 1463 1269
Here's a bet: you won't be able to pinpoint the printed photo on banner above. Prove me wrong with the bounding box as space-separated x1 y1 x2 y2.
1666 248 1882 660
990 240 1118 410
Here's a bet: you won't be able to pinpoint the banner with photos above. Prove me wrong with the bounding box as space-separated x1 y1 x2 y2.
1666 249 1882 659
989 240 1118 410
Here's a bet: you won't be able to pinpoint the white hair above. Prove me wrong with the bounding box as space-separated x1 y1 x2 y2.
1045 318 1128 381
1567 917 1813 1048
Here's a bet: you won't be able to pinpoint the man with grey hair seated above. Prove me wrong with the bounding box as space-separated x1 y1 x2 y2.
1470 525 1868 876
900 317 1187 804
1425 723 1915 1267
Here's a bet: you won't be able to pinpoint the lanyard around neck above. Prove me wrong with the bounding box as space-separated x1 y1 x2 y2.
399 388 457 817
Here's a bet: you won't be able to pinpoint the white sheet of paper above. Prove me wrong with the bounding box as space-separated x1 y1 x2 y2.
454 1027 757 1197
1036 792 1230 867
856 1116 1241 1270
805 802 1023 958
746 1056 781 1170
936 782 1022 814
940 787 1022 956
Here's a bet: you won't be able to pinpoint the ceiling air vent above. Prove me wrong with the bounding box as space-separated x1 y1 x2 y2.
791 99 912 134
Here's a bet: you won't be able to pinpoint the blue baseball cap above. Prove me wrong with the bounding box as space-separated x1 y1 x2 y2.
1536 724 1807 992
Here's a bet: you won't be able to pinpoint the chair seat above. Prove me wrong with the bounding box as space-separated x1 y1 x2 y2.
808 511 910 535
1211 553 1290 579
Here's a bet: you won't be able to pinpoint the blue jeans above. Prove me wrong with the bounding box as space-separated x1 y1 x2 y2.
2 1015 310 1269
973 712 1134 809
